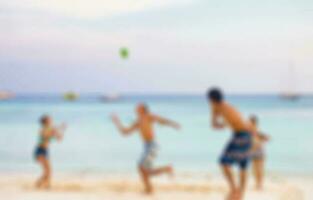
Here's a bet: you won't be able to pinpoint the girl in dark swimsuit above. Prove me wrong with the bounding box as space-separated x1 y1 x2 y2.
34 115 66 189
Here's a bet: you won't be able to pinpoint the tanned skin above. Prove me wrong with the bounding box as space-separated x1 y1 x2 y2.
210 101 255 200
249 116 270 190
111 103 180 194
35 116 65 189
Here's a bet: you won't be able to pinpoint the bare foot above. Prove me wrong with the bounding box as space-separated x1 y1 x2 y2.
43 185 51 190
41 181 51 190
233 189 242 200
35 179 43 189
225 190 235 200
225 192 232 200
143 188 153 195
35 183 41 189
255 184 263 191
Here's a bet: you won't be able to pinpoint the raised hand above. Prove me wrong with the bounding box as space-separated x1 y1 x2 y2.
111 113 120 125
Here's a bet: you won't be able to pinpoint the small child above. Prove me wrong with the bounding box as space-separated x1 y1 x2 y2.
34 115 66 189
249 115 270 190
111 103 180 194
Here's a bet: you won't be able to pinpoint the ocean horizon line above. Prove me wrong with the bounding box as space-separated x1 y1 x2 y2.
3 92 313 98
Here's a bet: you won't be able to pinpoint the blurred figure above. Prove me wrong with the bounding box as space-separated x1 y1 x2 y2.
249 115 270 190
34 115 66 189
111 103 180 194
207 88 254 200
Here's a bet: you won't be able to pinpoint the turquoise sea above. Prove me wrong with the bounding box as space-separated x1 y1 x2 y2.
0 95 312 175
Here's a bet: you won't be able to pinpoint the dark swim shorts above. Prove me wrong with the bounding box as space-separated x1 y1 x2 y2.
220 131 252 170
34 146 48 159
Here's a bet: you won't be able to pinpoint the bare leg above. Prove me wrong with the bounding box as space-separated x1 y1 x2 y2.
253 159 264 190
36 156 45 188
138 166 153 194
238 169 247 200
221 165 236 200
36 156 51 189
42 158 51 189
149 165 173 177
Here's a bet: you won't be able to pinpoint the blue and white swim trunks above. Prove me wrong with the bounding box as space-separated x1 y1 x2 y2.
139 141 158 170
220 131 252 169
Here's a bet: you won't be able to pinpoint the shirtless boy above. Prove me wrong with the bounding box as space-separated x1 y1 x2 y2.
207 88 253 200
111 103 180 194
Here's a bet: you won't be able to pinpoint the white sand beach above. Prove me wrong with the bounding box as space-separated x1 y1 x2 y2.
0 172 312 200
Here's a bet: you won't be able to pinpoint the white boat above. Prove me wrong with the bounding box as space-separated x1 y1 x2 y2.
280 61 300 100
100 94 121 102
280 93 300 100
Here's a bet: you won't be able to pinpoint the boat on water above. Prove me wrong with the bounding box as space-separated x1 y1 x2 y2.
100 94 121 102
280 61 301 101
280 93 300 101
0 91 15 100
63 92 79 101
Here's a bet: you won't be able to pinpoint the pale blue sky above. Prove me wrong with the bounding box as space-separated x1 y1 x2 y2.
0 0 313 94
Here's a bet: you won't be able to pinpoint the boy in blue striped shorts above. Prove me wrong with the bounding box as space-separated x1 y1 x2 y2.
207 88 254 200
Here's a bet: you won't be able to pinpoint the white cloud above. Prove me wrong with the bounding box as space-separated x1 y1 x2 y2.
1 0 192 19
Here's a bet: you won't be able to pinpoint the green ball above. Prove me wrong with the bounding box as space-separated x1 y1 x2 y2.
119 47 129 59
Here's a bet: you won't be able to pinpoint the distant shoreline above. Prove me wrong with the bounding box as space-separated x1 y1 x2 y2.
3 93 313 100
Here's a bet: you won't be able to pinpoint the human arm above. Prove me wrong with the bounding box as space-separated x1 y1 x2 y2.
258 132 270 142
152 115 181 130
111 114 138 135
211 104 226 129
53 123 66 141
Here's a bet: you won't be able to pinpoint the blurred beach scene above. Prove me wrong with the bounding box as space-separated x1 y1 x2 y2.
1 0 313 199
1 95 313 174
0 95 313 199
